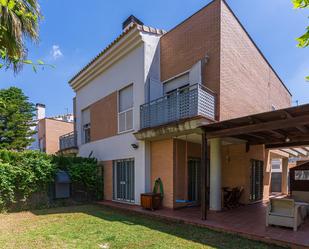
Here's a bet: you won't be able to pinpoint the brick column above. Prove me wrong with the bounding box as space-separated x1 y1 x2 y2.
281 158 289 195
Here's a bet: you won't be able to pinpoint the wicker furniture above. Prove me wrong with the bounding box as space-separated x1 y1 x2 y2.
266 198 304 231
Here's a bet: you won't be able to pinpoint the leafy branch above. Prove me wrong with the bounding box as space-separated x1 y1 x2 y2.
0 0 53 73
292 0 309 80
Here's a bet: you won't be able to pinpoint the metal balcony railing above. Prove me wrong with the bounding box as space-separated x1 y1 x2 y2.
59 131 77 151
140 84 216 129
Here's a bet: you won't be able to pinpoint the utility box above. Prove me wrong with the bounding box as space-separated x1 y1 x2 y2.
55 170 71 199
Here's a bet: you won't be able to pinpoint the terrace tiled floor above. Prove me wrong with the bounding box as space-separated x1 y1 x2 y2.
98 200 309 249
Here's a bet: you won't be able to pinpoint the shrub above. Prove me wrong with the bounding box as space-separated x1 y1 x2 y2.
52 156 102 200
0 150 56 210
0 150 101 212
0 163 15 210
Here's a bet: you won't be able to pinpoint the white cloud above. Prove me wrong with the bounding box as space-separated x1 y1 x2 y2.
51 45 63 60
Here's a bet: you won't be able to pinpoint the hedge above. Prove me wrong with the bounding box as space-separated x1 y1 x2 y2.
0 150 102 211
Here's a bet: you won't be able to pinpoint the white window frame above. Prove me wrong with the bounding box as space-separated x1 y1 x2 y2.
118 84 134 134
83 123 91 144
118 108 134 134
271 159 282 173
81 108 91 144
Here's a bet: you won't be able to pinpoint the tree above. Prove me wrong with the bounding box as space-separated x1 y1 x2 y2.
292 0 309 80
0 87 35 150
0 0 43 72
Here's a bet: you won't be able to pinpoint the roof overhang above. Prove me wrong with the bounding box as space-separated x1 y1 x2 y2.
69 27 143 91
201 103 309 149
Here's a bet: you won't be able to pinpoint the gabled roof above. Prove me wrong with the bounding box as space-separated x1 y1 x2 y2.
69 24 166 87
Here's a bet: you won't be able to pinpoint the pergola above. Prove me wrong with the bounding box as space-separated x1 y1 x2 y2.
200 103 309 220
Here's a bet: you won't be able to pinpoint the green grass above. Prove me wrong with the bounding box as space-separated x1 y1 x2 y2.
0 205 285 249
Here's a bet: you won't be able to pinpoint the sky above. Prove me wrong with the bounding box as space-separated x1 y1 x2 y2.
1 0 309 117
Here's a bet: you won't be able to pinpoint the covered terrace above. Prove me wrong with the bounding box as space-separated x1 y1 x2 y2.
200 103 309 220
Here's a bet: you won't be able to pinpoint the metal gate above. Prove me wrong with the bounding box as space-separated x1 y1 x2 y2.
113 159 135 203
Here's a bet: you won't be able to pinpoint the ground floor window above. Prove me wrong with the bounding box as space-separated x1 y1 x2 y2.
113 158 135 203
250 159 264 202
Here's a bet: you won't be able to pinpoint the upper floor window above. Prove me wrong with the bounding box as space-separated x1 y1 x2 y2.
82 108 91 144
118 84 133 133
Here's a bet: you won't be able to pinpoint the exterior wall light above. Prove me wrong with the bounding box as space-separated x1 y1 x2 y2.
131 143 139 149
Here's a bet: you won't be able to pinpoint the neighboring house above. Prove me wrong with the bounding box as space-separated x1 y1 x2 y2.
29 103 74 155
69 0 296 209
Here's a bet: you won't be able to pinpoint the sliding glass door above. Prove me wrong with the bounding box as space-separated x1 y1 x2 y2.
250 160 264 202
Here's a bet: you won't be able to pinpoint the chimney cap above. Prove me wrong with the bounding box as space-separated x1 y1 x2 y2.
122 15 144 30
36 103 46 108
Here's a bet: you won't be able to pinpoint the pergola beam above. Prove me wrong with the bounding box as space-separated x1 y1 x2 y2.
283 111 309 134
206 115 309 139
293 148 308 156
303 147 309 153
281 148 299 157
266 141 309 149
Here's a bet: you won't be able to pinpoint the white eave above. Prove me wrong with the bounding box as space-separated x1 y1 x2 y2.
69 24 166 92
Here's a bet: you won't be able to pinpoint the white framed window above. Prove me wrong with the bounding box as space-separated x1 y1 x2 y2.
118 84 133 133
271 159 282 173
81 108 91 144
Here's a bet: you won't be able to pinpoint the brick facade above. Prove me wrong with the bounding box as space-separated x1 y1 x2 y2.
160 0 221 95
102 160 113 201
220 1 291 120
151 139 174 208
90 91 118 141
38 118 74 154
160 0 291 121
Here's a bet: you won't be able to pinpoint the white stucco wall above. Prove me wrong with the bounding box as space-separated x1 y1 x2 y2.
142 32 163 102
75 31 161 204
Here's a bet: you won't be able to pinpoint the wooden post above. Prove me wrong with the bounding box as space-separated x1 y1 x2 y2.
201 131 208 220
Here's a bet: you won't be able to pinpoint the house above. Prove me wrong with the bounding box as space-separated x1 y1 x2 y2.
29 103 74 154
68 0 309 214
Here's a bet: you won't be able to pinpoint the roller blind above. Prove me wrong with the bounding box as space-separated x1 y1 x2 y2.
82 108 90 125
119 85 133 112
163 73 189 94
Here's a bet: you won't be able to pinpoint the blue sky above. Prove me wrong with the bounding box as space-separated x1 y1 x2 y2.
1 0 309 117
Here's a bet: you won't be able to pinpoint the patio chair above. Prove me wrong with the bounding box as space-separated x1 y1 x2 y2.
266 198 304 231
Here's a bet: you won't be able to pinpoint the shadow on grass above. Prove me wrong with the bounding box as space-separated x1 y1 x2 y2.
31 204 285 249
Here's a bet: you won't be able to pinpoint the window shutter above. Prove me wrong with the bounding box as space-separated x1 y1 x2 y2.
119 85 133 112
82 108 90 125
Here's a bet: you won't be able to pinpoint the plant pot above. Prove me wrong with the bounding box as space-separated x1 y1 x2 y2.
140 193 162 211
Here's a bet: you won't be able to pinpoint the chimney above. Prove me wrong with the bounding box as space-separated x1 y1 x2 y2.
36 103 46 120
122 15 144 31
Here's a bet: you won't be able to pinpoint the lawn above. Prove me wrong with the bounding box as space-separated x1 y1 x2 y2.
0 205 285 249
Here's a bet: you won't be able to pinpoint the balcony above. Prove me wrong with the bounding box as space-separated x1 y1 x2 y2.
59 131 77 151
140 84 216 130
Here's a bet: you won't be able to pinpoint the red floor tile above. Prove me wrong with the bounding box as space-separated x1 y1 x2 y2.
97 201 309 248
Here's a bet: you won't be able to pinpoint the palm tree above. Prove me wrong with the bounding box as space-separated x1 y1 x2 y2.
0 0 41 72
